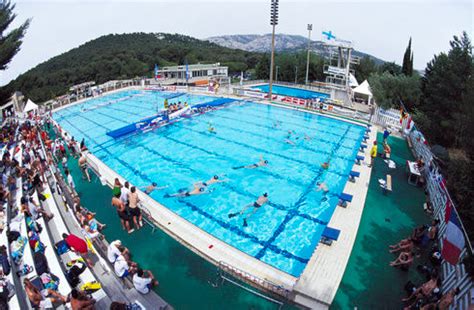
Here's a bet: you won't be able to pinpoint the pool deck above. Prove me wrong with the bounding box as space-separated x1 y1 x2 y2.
53 88 375 309
293 127 376 308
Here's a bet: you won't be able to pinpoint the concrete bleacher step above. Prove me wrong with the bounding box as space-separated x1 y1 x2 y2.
34 215 71 296
39 182 108 304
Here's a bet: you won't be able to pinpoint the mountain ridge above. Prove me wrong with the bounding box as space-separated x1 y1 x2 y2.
207 33 385 64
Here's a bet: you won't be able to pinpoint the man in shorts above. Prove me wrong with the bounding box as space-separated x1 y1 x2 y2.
112 193 133 233
128 186 142 229
78 153 91 182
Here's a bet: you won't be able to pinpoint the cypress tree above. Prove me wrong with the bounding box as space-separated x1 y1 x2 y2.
0 1 30 71
402 37 413 76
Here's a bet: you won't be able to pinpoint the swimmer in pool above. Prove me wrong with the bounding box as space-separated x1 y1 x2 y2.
164 184 209 198
315 182 329 193
196 175 226 187
228 193 268 227
321 162 329 169
233 155 268 169
208 122 216 134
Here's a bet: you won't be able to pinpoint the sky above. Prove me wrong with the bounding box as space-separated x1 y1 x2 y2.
1 0 472 85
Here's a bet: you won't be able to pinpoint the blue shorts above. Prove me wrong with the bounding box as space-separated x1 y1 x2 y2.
120 269 129 278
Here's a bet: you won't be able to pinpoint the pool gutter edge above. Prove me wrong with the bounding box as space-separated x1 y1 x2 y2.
292 125 377 306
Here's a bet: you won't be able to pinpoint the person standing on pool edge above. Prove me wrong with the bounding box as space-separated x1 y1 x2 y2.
369 140 377 167
228 193 268 227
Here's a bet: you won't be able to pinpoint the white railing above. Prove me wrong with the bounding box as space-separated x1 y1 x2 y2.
408 129 473 309
371 106 410 131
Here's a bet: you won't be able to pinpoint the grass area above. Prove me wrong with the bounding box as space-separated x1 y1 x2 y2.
332 133 429 309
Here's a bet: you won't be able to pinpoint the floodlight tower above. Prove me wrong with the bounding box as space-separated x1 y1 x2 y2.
305 24 312 85
268 0 279 100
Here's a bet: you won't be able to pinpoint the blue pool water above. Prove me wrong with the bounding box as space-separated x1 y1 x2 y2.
251 84 330 100
54 90 366 277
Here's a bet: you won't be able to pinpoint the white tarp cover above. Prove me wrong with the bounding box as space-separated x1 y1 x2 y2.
23 99 38 112
353 80 372 96
349 73 359 88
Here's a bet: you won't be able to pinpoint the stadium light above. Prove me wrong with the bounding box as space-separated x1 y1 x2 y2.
268 0 279 100
305 24 313 85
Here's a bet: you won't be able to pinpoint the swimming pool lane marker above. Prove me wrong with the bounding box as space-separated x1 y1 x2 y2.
216 108 360 145
254 126 351 261
188 114 355 159
175 122 353 176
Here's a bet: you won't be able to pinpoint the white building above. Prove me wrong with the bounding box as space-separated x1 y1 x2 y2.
158 63 228 85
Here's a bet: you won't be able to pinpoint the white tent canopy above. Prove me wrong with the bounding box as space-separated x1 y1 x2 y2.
353 80 372 96
352 79 373 105
23 99 38 112
349 73 359 88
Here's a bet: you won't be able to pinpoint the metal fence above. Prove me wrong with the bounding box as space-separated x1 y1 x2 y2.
408 129 474 309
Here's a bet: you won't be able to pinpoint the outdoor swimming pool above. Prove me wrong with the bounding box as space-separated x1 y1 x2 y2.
54 90 366 276
251 84 330 100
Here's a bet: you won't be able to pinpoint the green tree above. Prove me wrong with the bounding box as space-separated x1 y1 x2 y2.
379 61 402 75
0 1 30 70
402 37 413 76
417 31 472 147
354 56 378 82
0 1 30 104
368 71 421 110
255 54 270 80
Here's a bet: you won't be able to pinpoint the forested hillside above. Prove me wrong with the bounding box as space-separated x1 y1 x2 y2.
4 32 260 102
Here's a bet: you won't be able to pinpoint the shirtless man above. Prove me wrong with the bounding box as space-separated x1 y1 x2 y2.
70 288 96 310
112 194 133 233
164 183 209 198
128 186 143 229
402 275 439 308
436 287 460 310
234 155 268 170
315 182 329 193
197 175 225 187
143 182 167 195
24 278 67 308
78 153 90 182
390 251 414 268
228 193 269 227
390 238 414 253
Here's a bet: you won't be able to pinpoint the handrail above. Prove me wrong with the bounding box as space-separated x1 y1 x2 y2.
218 261 292 299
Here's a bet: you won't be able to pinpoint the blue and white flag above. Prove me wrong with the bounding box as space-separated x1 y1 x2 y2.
154 64 159 80
185 60 189 83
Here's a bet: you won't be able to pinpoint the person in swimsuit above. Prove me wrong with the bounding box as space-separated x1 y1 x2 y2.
315 182 329 193
24 278 67 308
228 193 268 227
198 175 225 187
402 275 439 308
208 122 216 134
143 182 167 195
165 183 209 198
235 155 268 170
128 186 143 229
390 251 415 269
78 153 91 182
112 194 133 233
